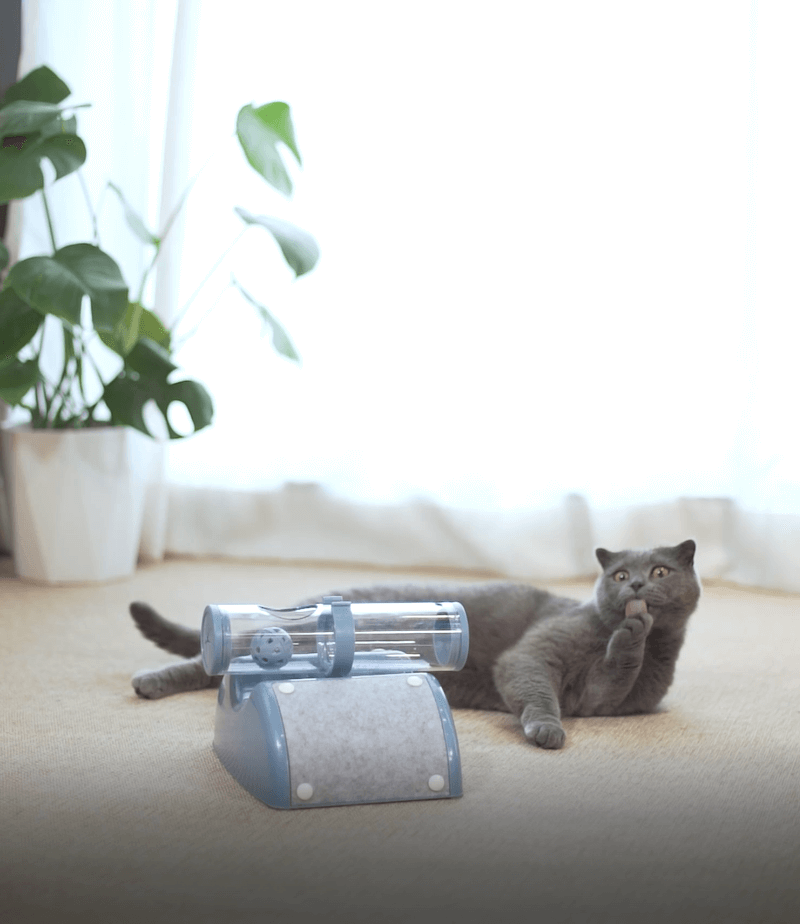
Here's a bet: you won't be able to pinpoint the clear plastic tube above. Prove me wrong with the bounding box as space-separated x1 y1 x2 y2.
201 598 469 678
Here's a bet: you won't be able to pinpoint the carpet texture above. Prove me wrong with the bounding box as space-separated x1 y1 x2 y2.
1 555 798 924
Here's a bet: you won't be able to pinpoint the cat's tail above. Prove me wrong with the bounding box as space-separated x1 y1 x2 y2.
129 601 202 658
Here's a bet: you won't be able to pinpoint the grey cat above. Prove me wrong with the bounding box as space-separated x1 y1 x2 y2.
130 539 700 749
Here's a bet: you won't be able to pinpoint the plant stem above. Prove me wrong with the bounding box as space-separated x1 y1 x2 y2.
160 137 235 242
35 381 47 423
137 133 239 311
54 322 95 425
136 245 161 304
29 325 49 426
77 171 100 245
32 323 46 363
74 342 89 407
81 345 108 411
40 188 58 254
171 279 235 350
169 226 249 336
47 331 73 425
95 181 110 239
74 334 105 424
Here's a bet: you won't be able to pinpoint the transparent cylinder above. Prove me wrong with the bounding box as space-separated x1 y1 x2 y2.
201 599 469 678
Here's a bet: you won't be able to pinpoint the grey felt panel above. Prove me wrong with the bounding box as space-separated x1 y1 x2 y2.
275 674 450 806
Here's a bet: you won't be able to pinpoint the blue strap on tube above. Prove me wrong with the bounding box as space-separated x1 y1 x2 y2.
317 596 355 677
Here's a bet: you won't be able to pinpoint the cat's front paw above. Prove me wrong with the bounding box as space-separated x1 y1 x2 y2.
132 669 171 699
522 718 566 749
612 610 654 646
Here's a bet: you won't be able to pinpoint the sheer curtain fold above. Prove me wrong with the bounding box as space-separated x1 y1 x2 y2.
139 0 199 562
165 486 800 592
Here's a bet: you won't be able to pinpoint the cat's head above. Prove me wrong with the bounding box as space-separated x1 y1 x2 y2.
592 539 700 630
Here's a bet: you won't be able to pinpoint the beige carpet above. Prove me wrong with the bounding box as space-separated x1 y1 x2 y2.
1 554 798 924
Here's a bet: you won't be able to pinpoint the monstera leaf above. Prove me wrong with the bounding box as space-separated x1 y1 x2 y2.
103 338 213 439
5 244 128 330
0 66 87 203
98 300 171 359
236 102 302 197
1 65 70 106
234 208 319 278
0 357 42 405
231 276 300 362
108 182 160 247
0 67 315 440
0 129 86 203
0 287 43 359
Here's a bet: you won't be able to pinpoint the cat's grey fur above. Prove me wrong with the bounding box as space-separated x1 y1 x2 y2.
130 540 700 748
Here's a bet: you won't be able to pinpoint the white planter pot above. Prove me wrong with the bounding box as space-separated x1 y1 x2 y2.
0 425 159 583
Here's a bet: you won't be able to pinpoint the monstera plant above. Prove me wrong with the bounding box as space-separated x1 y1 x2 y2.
0 64 319 436
0 65 319 582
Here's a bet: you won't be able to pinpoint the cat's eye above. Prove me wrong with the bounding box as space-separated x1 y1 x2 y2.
613 570 629 582
652 566 670 578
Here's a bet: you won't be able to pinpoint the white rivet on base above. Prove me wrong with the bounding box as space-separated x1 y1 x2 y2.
278 682 295 694
407 675 423 687
296 783 314 801
428 774 445 792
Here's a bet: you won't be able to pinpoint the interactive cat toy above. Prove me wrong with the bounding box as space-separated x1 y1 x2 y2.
201 596 469 809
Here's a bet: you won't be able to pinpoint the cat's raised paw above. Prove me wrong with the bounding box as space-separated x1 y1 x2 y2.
522 719 566 749
614 609 654 644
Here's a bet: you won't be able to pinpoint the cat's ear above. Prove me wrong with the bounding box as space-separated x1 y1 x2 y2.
595 548 616 570
673 539 696 567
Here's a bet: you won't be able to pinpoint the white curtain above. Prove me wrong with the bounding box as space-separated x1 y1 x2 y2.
164 0 800 590
171 0 758 510
6 0 193 558
10 1 800 591
12 0 179 295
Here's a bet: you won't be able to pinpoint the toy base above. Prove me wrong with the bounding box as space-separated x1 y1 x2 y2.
213 672 462 809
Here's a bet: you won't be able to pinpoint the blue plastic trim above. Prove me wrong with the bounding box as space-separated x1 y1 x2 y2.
329 599 355 676
212 678 292 809
228 672 269 708
250 683 292 808
432 602 469 671
425 674 463 797
453 602 469 671
201 605 231 676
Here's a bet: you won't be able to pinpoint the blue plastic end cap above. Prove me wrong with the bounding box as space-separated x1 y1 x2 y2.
201 605 231 675
433 602 469 671
453 602 469 670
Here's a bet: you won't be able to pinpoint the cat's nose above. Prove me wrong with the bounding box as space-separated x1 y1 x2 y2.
630 580 645 592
